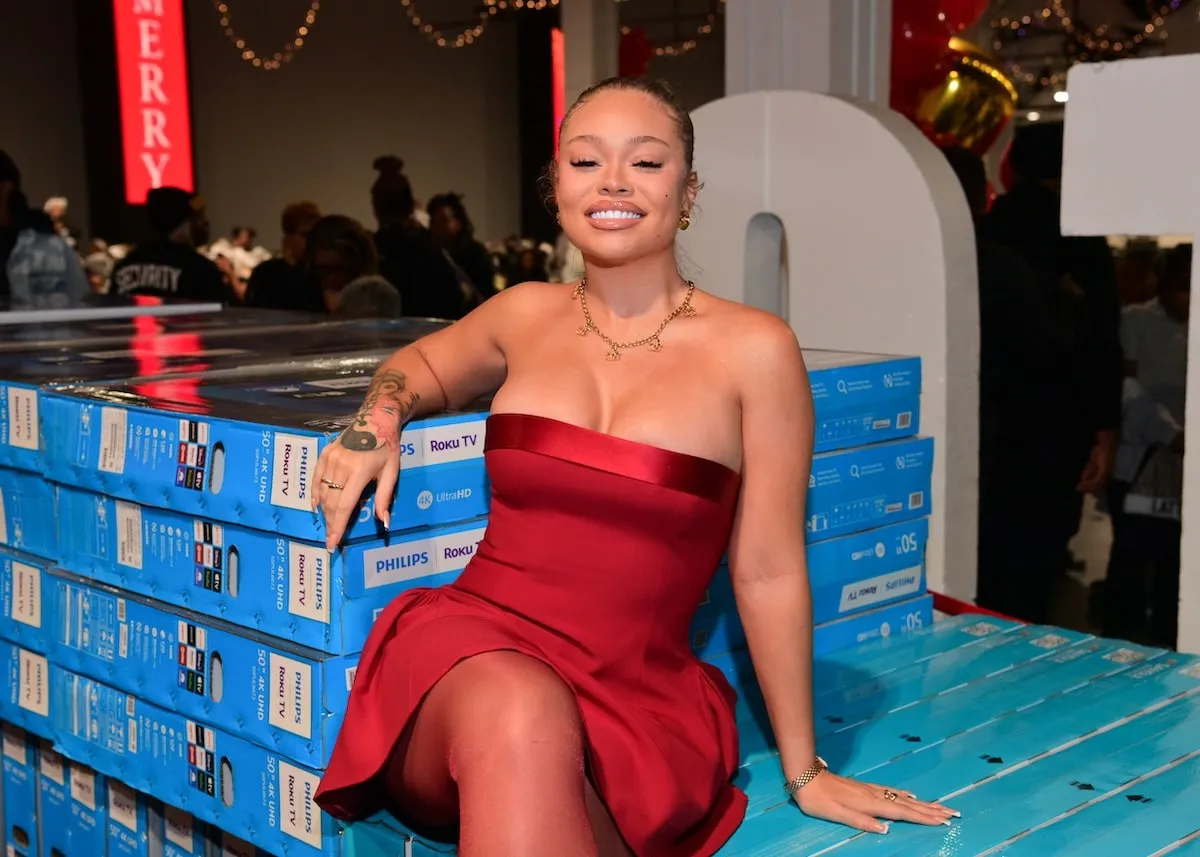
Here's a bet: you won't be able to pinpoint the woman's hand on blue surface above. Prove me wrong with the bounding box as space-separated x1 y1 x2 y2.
794 771 959 835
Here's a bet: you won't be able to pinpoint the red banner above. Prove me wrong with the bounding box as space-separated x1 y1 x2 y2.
551 28 566 157
113 0 194 204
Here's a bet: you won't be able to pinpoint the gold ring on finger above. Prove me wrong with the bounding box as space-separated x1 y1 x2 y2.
882 789 898 802
321 479 344 490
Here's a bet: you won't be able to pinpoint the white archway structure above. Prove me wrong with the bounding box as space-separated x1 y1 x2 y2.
680 90 980 599
1061 54 1200 654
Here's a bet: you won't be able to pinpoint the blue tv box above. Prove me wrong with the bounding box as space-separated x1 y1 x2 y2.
2 725 38 857
0 549 50 654
55 482 488 654
802 349 921 452
202 826 274 857
49 569 355 769
64 761 108 857
0 640 52 742
0 468 56 562
42 358 490 541
161 804 207 857
691 518 928 658
50 664 338 857
0 317 447 475
806 436 933 542
37 741 71 857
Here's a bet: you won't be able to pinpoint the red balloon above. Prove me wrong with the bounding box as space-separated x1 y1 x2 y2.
893 0 946 39
619 27 654 79
890 0 953 91
892 31 952 85
889 29 952 117
940 0 991 33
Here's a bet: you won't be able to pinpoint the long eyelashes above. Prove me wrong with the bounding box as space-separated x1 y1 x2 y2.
568 159 663 170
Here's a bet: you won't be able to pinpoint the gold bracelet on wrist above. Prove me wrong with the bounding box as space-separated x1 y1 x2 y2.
784 755 828 796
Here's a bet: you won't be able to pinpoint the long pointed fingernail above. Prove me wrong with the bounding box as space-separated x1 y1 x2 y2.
942 819 952 826
879 824 890 835
950 811 961 818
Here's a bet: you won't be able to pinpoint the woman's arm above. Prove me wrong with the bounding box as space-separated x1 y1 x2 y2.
729 314 955 835
312 283 530 547
726 316 816 783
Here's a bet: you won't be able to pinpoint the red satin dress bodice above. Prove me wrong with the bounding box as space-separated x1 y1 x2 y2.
315 413 748 857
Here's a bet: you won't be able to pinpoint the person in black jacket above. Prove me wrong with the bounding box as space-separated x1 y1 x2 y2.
426 192 495 302
982 124 1123 593
245 200 322 310
941 146 1063 622
370 156 472 320
109 187 231 303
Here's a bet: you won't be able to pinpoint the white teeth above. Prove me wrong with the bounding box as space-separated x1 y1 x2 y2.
588 210 643 220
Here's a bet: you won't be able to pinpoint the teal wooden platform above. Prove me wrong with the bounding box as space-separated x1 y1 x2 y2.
340 615 1200 856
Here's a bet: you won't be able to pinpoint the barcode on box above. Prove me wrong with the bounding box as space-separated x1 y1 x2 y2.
126 696 135 717
119 624 128 659
117 599 126 622
1105 648 1147 665
897 412 913 430
908 491 924 510
116 502 143 570
128 719 137 753
99 407 129 474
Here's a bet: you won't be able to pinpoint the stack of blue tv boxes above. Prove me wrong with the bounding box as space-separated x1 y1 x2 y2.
0 308 315 857
690 348 933 759
0 311 491 856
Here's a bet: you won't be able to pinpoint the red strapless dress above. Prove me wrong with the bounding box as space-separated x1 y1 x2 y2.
315 412 747 857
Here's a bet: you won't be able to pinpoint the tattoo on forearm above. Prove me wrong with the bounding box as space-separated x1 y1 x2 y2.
339 370 421 452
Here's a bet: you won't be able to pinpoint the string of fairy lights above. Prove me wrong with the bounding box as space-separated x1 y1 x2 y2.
989 1 1193 94
211 0 320 70
212 0 724 68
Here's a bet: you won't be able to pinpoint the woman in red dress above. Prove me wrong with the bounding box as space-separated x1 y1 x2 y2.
311 77 955 856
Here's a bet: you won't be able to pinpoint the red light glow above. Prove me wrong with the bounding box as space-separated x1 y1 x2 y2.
552 27 566 156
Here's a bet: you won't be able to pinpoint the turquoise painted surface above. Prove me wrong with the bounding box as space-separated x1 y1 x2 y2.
340 617 1200 857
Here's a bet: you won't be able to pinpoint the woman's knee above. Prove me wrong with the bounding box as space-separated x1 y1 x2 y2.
443 652 585 770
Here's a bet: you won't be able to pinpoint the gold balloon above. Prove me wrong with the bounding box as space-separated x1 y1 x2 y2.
912 38 1018 154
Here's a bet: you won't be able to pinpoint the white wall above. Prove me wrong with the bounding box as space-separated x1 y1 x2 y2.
184 0 522 245
0 0 89 237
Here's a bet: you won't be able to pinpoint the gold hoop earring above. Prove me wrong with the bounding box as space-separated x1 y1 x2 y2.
678 211 691 231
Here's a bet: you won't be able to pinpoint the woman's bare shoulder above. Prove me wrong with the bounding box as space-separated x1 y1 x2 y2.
487 280 572 313
467 280 571 332
697 290 802 354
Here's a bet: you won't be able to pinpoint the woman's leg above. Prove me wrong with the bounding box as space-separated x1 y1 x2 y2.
382 651 630 857
585 780 635 857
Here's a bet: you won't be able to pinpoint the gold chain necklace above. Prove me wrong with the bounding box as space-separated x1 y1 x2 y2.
572 278 697 361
